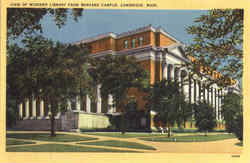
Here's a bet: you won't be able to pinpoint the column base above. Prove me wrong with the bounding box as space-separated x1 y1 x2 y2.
55 113 61 119
23 117 30 120
37 116 44 119
72 110 81 113
29 116 37 120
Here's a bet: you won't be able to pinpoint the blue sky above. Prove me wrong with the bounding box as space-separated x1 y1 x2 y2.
40 9 208 45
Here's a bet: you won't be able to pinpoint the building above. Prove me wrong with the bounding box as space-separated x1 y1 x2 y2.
15 25 240 131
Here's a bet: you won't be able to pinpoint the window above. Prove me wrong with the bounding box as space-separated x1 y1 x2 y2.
124 40 128 48
131 38 136 48
139 36 143 46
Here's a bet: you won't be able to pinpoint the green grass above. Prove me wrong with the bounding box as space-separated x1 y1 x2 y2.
83 132 161 138
6 144 140 152
170 128 226 134
6 139 35 146
6 133 98 142
78 140 156 150
171 128 198 133
140 134 236 142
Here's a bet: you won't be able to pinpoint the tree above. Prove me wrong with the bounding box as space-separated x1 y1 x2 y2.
233 113 243 141
123 97 139 130
146 79 189 137
186 9 243 85
7 8 83 39
7 35 92 136
88 54 149 134
221 92 243 140
193 102 216 136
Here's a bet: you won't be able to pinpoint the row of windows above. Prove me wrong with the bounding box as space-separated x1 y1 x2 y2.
124 36 144 49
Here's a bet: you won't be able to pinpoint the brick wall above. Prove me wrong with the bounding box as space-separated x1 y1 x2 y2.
159 33 176 47
89 37 113 54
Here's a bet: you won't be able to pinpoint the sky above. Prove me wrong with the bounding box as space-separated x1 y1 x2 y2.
40 9 208 45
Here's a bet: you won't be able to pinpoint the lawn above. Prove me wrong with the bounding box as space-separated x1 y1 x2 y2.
6 139 35 146
82 132 161 138
78 140 156 150
6 144 140 152
6 133 98 142
139 134 236 142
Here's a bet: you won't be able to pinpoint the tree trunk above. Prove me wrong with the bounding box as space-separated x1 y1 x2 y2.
50 112 56 137
50 101 56 137
121 112 126 134
167 124 171 137
183 118 186 128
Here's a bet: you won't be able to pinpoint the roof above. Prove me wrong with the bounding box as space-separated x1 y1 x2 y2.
74 24 182 45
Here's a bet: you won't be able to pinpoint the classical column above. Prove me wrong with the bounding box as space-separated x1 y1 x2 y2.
174 68 179 82
215 89 219 120
45 104 51 119
213 87 216 110
178 70 182 90
195 80 198 103
30 98 36 119
198 81 201 102
162 62 168 79
203 85 206 102
191 79 195 103
218 89 221 120
206 87 210 104
67 100 72 111
108 94 114 113
162 52 168 80
219 90 224 120
170 66 175 80
96 84 102 113
86 95 91 113
210 87 213 107
76 96 81 111
188 75 192 104
218 90 221 120
38 99 44 119
24 99 30 119
19 103 23 119
183 78 189 100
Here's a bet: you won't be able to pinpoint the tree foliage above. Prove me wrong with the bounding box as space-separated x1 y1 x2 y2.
7 8 83 39
88 54 149 133
233 113 243 141
89 54 149 108
193 102 216 135
145 79 190 137
186 9 243 85
221 92 243 140
7 35 91 136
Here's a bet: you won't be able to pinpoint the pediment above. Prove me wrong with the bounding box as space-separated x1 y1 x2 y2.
167 44 188 62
